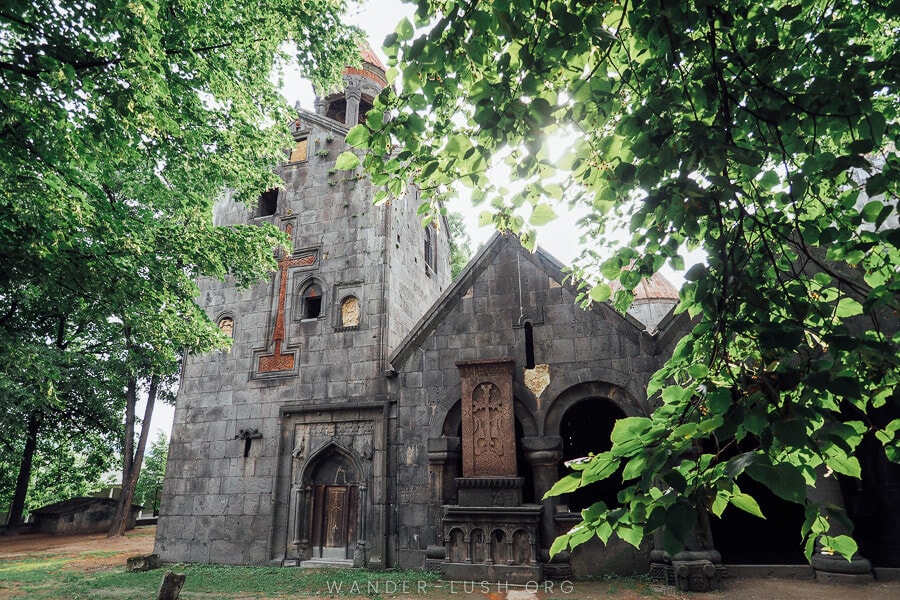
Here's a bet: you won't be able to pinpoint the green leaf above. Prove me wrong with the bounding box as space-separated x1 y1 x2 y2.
334 151 360 170
530 203 558 226
345 125 370 149
821 535 859 562
544 472 582 498
826 455 861 479
617 524 643 549
549 533 571 556
396 17 414 41
731 492 765 518
688 363 709 379
589 282 611 303
610 417 652 445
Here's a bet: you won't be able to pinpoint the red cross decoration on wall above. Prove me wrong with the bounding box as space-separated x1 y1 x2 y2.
258 223 316 373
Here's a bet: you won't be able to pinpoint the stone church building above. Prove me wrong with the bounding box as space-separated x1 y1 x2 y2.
155 50 899 583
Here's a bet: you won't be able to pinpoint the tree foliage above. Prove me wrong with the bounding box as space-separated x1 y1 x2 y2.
447 211 474 279
134 431 169 515
0 0 361 531
349 0 900 561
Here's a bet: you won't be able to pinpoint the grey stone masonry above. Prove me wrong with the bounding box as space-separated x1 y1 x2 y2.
388 233 691 577
155 81 450 566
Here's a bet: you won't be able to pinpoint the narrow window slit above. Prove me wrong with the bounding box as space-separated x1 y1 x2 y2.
524 321 535 369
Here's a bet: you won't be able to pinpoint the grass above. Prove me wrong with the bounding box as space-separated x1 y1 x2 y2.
0 553 441 599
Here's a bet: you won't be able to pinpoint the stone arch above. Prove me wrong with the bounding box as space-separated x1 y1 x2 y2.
470 528 486 563
299 441 363 486
295 441 366 562
542 382 640 513
215 311 235 338
490 529 507 565
448 527 467 562
543 381 644 437
539 372 649 422
294 277 325 321
512 529 532 565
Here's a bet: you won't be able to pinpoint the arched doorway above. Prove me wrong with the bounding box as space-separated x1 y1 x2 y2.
559 398 626 511
306 447 360 560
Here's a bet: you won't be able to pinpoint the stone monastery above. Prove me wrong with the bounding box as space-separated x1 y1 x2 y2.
155 48 900 586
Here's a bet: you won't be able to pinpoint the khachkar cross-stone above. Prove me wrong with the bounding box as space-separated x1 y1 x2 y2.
456 359 517 477
258 223 316 373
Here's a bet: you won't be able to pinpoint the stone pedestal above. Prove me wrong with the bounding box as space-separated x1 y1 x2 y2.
649 508 725 592
439 359 542 583
456 477 523 507
442 504 542 583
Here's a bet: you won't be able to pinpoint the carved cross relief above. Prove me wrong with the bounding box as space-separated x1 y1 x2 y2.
472 382 505 459
457 359 517 477
258 223 316 373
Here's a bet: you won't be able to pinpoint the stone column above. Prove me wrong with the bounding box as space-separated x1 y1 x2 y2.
806 466 873 582
521 436 562 541
344 86 362 126
649 445 723 591
313 97 326 117
425 437 460 569
428 437 461 504
522 436 571 578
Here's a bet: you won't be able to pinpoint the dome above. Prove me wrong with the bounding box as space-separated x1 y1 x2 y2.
609 270 681 332
316 41 388 126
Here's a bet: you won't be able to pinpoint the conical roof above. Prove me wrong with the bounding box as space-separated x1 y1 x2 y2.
358 41 386 72
343 40 387 88
609 270 680 302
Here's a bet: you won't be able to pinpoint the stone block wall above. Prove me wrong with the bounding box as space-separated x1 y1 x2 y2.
389 235 688 573
156 107 450 566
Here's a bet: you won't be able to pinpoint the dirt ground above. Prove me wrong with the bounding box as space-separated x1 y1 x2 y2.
1 526 899 599
0 525 156 573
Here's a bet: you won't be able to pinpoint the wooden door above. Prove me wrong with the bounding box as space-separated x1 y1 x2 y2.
311 484 357 559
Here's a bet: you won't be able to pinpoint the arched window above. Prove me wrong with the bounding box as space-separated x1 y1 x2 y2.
523 321 535 369
218 316 234 338
301 283 323 319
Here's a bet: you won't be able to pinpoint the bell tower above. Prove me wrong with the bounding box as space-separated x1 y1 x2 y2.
155 43 451 569
314 44 388 126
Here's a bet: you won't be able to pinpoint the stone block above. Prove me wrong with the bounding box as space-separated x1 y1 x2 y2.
188 540 211 563
126 554 160 572
210 539 244 564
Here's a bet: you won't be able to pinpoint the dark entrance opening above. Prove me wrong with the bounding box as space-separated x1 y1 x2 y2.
559 398 625 511
704 438 806 564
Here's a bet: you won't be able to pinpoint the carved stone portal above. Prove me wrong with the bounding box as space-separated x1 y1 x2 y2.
457 359 516 478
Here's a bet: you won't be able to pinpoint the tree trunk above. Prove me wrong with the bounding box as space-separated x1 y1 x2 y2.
4 411 41 535
108 376 157 537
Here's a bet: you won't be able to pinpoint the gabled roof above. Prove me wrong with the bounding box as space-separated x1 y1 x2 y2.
389 233 679 371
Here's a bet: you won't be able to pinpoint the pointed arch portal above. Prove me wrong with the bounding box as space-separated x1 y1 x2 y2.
304 445 360 560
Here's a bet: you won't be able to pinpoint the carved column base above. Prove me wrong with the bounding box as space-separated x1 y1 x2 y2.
811 552 874 583
650 549 725 591
425 545 445 572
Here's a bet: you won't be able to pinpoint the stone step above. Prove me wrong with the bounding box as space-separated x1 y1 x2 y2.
298 559 354 569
